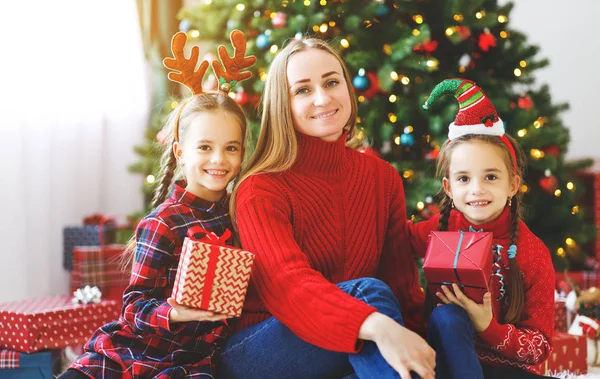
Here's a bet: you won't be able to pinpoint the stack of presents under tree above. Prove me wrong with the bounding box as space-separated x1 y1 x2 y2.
0 214 255 378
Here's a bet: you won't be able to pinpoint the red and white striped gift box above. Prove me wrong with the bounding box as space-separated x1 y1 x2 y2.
0 296 119 353
172 236 255 317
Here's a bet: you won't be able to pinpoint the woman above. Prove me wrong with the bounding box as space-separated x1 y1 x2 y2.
219 37 433 379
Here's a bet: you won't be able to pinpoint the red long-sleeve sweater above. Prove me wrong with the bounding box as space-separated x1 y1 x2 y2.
408 208 554 374
234 131 425 353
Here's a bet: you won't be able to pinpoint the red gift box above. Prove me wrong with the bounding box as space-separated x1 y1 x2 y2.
0 296 119 353
70 244 129 304
423 231 494 303
555 301 569 333
172 228 255 317
536 332 587 375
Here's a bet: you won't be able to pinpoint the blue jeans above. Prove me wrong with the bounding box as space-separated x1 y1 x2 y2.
218 278 414 379
427 304 484 379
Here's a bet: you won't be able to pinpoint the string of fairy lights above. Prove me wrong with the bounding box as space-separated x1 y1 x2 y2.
163 0 582 260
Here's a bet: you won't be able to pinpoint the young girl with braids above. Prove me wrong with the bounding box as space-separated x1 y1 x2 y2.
409 79 555 379
59 31 255 379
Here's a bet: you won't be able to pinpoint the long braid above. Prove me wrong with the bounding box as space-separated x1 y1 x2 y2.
437 195 453 231
504 197 525 324
152 137 178 209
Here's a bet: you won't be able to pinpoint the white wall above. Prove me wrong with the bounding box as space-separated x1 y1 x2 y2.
505 0 600 161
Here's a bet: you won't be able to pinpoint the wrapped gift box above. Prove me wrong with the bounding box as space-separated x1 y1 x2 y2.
70 244 129 304
0 296 119 353
555 300 569 333
423 231 494 304
536 332 587 375
172 233 255 317
0 350 53 379
63 222 116 270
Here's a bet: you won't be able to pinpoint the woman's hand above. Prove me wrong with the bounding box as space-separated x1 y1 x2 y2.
436 283 493 333
359 312 436 379
167 298 229 323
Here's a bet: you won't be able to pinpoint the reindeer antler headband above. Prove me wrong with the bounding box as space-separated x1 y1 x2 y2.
162 30 256 141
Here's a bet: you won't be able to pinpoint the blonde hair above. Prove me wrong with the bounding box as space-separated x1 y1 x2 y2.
436 134 526 324
122 92 248 269
230 37 358 224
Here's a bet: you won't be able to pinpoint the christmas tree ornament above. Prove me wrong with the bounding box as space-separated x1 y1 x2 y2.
375 4 391 17
455 25 471 41
179 19 191 32
458 54 471 68
414 40 438 54
235 90 250 105
518 95 534 110
543 145 560 157
539 175 559 194
362 72 382 99
478 28 497 52
400 133 415 146
272 12 287 28
256 33 271 50
352 73 370 91
227 19 239 30
422 78 517 171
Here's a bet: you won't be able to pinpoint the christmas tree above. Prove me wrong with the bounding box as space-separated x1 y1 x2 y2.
131 0 595 270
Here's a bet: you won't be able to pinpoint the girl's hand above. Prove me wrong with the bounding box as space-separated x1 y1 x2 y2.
436 283 493 333
359 312 436 379
167 298 229 323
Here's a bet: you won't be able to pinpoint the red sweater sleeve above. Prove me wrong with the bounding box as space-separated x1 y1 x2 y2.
406 213 441 259
376 166 426 334
235 176 377 353
476 234 554 365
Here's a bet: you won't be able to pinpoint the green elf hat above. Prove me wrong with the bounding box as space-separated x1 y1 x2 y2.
423 78 517 171
423 78 504 140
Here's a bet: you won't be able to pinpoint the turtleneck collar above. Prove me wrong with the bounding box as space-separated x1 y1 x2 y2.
452 206 512 242
169 179 230 213
291 130 350 177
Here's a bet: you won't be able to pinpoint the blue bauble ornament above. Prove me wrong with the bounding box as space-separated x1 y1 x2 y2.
179 19 191 32
400 133 415 146
375 5 390 17
352 75 370 91
256 33 270 50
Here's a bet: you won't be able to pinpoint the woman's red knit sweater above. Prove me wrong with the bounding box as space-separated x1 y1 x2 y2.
234 131 425 353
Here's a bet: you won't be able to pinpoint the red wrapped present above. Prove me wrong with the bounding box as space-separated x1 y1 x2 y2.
423 231 494 303
172 227 255 317
0 296 119 353
555 300 568 333
535 332 587 375
70 244 129 304
62 216 116 271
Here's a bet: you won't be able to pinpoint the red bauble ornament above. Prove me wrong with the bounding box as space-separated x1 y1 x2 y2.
518 95 534 110
539 175 559 194
455 26 471 41
542 145 561 157
235 91 249 105
272 12 287 29
414 40 438 54
478 30 497 52
426 149 440 160
361 72 382 99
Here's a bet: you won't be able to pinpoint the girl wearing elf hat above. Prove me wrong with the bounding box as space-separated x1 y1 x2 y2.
409 78 555 379
59 30 255 379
